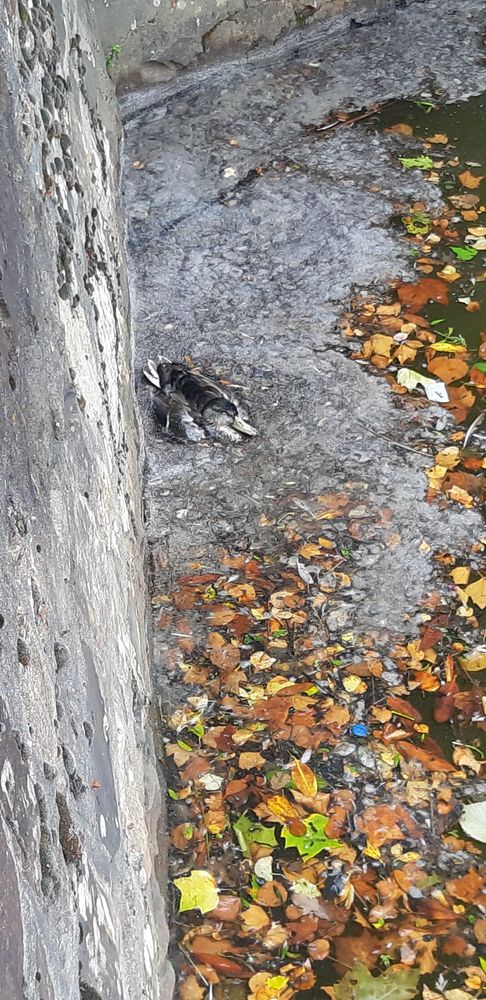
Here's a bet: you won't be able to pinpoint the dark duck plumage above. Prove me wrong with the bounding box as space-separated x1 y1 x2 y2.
143 357 257 444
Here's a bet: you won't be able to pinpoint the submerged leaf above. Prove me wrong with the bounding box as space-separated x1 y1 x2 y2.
174 870 219 914
460 801 486 843
233 814 277 857
282 813 342 861
334 963 420 1000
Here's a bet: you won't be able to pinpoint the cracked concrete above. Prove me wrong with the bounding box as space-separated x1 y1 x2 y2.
122 0 486 710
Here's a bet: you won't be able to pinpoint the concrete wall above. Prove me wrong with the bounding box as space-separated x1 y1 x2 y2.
96 0 418 90
0 0 172 997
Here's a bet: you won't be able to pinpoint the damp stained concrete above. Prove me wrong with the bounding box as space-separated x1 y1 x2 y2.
122 0 485 724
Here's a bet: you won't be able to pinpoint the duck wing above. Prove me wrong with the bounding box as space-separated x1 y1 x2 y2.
150 388 206 442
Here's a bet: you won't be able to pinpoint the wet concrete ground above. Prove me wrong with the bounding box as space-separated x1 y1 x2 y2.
121 0 485 702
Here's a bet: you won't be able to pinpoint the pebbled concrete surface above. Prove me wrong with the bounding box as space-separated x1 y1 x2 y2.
122 0 486 702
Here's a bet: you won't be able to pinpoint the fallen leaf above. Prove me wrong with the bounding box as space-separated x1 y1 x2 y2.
460 801 486 843
464 577 486 609
385 123 414 136
427 356 470 384
334 962 420 1000
427 133 448 144
240 904 271 932
239 751 267 769
397 277 448 311
459 169 484 189
174 870 219 914
291 761 318 798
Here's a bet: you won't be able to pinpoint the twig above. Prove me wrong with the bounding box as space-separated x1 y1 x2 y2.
374 431 432 457
310 102 389 135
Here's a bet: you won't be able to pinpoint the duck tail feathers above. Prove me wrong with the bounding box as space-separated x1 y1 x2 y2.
143 359 161 388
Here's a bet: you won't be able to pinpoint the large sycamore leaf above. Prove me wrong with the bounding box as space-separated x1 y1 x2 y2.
174 870 219 914
334 963 420 1000
459 801 486 843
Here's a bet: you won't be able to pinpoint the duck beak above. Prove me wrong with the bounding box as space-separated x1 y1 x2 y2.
233 415 257 437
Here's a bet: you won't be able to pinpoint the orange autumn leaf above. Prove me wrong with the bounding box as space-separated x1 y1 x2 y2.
356 805 405 846
307 938 331 960
458 169 484 189
397 277 448 312
397 740 455 772
427 356 469 384
240 904 271 932
385 122 414 136
256 880 288 907
291 761 318 798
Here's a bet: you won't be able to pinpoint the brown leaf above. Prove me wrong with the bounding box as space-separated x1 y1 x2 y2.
209 605 236 626
209 895 242 922
427 356 469 384
356 805 405 846
458 169 484 189
239 751 267 770
474 918 486 944
209 643 241 671
397 740 455 772
385 122 414 136
307 938 330 960
257 880 288 907
240 904 271 932
397 277 448 312
449 193 480 209
446 869 486 903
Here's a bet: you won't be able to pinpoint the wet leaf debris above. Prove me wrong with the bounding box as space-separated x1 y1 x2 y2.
159 489 486 1000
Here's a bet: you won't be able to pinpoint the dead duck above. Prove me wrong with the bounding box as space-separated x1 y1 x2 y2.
143 357 257 444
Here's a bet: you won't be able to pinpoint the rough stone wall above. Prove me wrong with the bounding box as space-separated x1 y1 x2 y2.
97 0 420 90
0 1 172 997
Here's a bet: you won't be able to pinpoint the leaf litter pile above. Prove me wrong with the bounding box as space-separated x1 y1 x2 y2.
342 103 486 512
160 99 486 1000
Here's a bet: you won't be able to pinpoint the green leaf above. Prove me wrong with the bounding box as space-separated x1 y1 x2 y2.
168 788 179 800
282 813 342 861
473 361 486 373
188 722 204 738
399 155 434 170
480 957 486 974
233 814 277 857
174 870 219 914
334 963 420 1000
177 739 193 751
451 245 478 261
460 801 486 843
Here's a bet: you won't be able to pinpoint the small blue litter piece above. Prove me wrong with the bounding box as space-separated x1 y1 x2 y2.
350 723 368 738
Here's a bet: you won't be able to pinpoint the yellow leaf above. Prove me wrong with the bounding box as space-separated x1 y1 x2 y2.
432 341 468 353
267 676 294 695
459 650 486 672
291 761 318 798
451 566 471 585
250 651 276 671
318 536 335 548
459 169 484 189
464 577 486 609
437 265 461 282
267 795 300 821
427 133 448 144
467 226 486 237
299 542 323 559
343 674 367 693
174 870 219 914
364 842 381 859
369 333 394 357
239 751 267 769
434 447 460 468
446 485 474 508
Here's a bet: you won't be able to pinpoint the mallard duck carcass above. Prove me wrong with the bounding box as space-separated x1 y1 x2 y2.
143 358 257 444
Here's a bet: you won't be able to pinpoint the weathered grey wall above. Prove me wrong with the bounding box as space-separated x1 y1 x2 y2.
96 0 420 90
0 0 172 997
